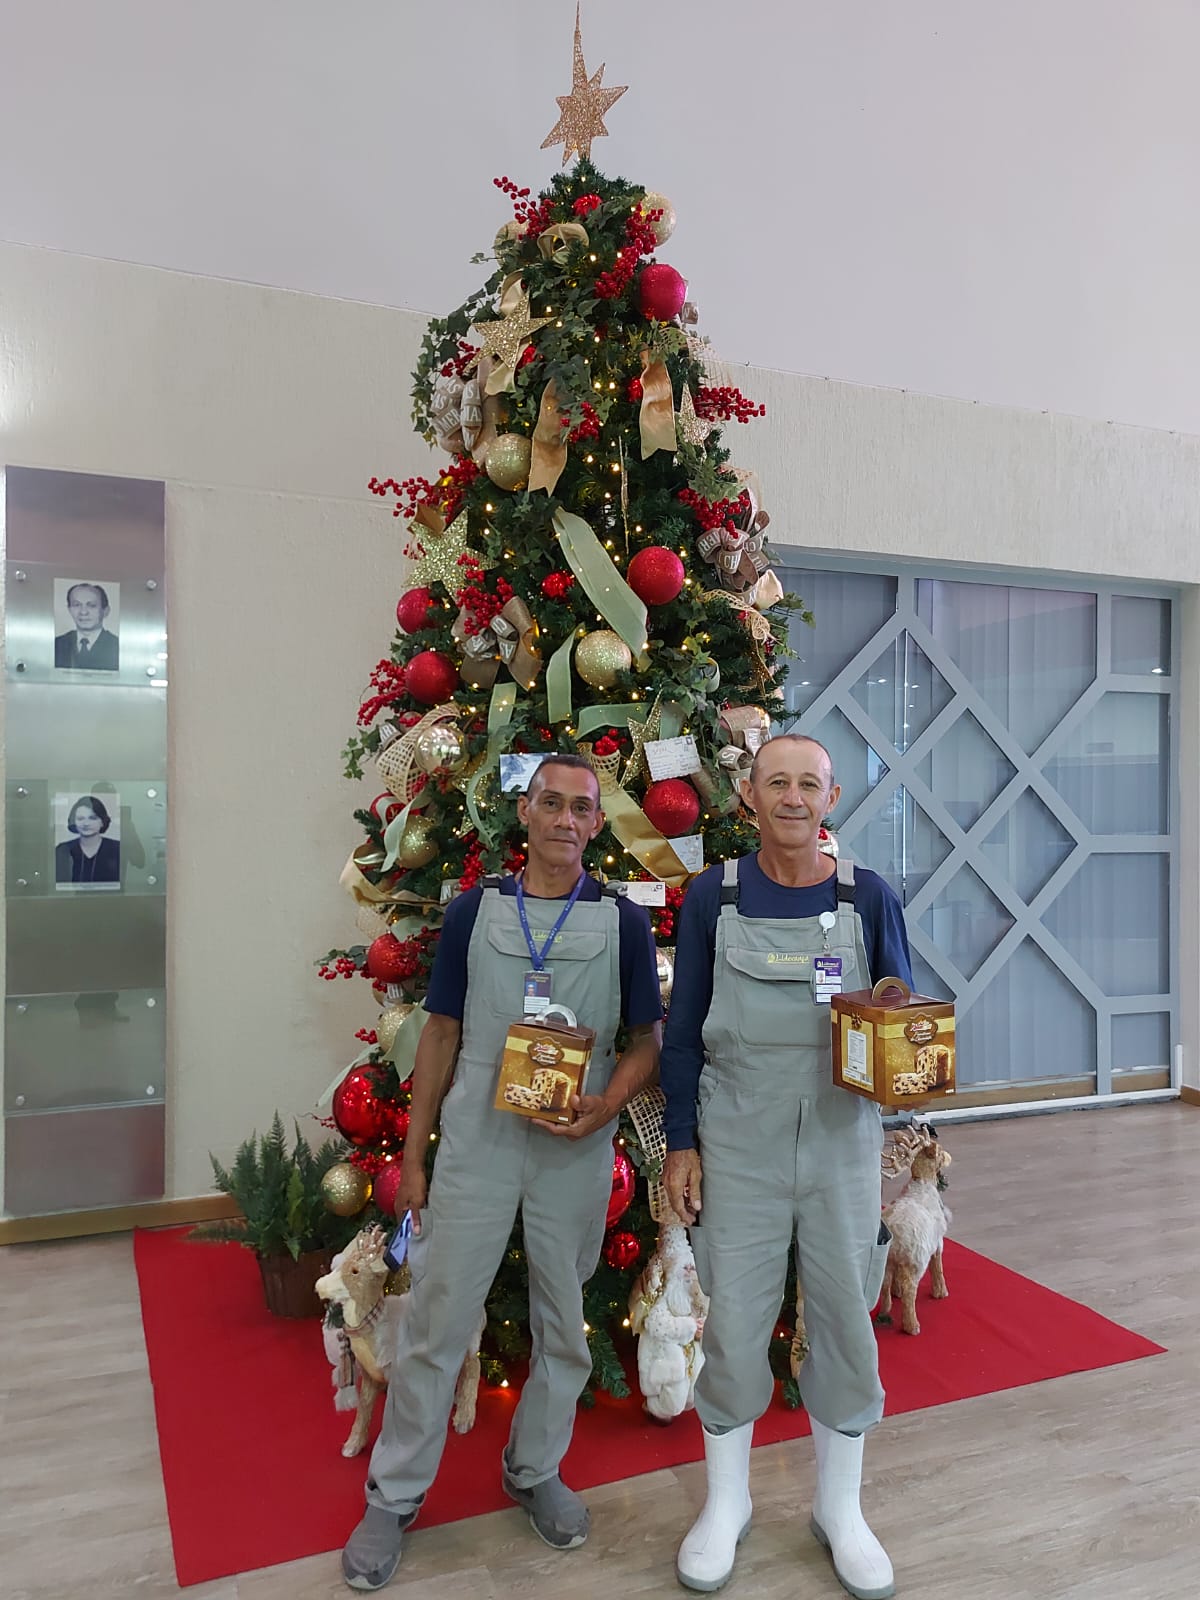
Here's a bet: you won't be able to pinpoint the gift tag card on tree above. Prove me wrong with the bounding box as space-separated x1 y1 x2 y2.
645 734 702 781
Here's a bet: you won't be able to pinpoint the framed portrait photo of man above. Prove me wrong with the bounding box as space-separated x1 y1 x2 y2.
53 579 121 672
54 791 122 891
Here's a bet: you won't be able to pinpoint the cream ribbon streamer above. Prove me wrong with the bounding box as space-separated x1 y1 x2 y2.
465 681 517 842
528 379 569 495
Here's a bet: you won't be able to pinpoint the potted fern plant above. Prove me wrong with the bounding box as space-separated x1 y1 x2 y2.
191 1114 362 1318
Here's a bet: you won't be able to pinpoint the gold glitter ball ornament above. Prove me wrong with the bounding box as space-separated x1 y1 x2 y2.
398 813 439 868
321 1162 372 1217
484 433 533 492
375 1000 415 1056
575 629 633 689
639 192 676 246
657 948 675 1008
414 723 467 778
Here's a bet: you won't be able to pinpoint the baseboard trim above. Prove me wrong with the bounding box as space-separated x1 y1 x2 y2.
0 1193 239 1246
1181 1086 1200 1108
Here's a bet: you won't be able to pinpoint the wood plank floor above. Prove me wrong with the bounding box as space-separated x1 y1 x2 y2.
2 1103 1197 1599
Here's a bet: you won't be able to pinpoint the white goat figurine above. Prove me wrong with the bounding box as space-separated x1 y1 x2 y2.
317 1224 485 1457
878 1122 952 1335
629 1221 709 1421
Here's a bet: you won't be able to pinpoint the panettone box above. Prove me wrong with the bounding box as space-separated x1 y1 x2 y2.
494 1017 596 1125
831 978 955 1106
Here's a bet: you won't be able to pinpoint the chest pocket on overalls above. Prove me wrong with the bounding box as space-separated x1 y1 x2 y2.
483 922 607 1012
724 943 856 1050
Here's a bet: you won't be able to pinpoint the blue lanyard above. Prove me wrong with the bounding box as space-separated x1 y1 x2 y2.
514 872 586 971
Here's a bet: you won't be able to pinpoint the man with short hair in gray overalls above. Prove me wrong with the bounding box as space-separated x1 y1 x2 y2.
663 735 912 1599
342 754 663 1591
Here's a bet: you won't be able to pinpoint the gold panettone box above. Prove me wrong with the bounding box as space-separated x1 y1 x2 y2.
494 1017 596 1125
831 978 956 1106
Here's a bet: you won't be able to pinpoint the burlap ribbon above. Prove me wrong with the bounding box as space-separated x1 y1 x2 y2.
639 349 677 459
699 588 773 645
579 743 690 886
695 525 769 595
453 596 541 691
553 509 648 659
429 370 484 456
528 379 569 495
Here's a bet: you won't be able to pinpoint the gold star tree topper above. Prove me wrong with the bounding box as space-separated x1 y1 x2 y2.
542 5 628 166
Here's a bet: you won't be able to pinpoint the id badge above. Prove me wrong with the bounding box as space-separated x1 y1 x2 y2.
383 1211 413 1272
523 969 553 1017
813 955 843 1005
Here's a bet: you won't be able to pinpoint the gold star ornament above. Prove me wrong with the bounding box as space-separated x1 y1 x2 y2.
542 5 628 165
470 277 553 395
406 510 495 591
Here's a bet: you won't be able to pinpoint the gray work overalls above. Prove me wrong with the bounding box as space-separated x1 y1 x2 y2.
367 877 623 1513
690 856 890 1437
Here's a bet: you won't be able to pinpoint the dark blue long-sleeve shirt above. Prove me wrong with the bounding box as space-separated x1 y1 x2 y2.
660 854 912 1150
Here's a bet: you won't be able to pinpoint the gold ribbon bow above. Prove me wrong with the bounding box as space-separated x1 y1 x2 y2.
639 348 677 459
453 596 542 692
537 220 590 263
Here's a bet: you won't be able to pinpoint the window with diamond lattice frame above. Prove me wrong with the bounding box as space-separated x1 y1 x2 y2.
773 565 1177 1105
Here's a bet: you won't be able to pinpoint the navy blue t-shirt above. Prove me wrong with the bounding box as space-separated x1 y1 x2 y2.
660 854 913 1150
424 875 663 1029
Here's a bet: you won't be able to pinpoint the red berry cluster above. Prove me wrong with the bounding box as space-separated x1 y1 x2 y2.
567 402 601 444
694 385 766 425
573 194 602 216
369 474 432 522
358 659 409 726
541 571 576 600
440 340 479 379
677 486 753 535
653 886 687 940
502 842 528 874
595 210 664 298
383 926 439 987
592 733 622 757
354 1028 380 1045
454 565 514 637
438 455 481 522
319 955 360 981
458 833 486 892
626 377 643 402
517 344 538 370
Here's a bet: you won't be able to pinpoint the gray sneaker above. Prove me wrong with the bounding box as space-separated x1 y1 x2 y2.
501 1466 590 1550
341 1502 419 1591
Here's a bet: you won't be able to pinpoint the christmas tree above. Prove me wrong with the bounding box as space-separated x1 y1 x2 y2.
316 22 808 1400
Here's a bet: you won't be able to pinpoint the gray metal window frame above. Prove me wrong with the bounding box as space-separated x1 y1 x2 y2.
772 557 1179 1096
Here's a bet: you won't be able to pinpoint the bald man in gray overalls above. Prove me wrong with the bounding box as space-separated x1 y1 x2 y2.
342 754 662 1591
664 735 912 1599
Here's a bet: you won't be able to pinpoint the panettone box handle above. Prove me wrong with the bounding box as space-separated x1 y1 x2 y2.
870 976 912 1005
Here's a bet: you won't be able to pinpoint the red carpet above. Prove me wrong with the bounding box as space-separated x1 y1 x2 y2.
135 1227 1164 1587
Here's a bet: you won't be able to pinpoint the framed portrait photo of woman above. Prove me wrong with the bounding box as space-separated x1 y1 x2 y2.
53 791 122 891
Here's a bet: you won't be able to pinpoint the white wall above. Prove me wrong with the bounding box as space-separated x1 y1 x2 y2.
4 1 1200 435
2 239 1197 1213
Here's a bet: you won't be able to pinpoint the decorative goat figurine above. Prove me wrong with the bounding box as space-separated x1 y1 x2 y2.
877 1121 952 1335
317 1224 485 1457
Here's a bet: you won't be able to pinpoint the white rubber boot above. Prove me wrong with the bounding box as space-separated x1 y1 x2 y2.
675 1423 754 1592
809 1419 895 1599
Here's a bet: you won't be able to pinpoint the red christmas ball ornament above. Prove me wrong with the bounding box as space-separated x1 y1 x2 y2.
626 377 643 403
606 1146 636 1228
332 1068 391 1146
366 932 408 982
643 778 701 838
627 546 685 606
373 1158 404 1218
603 1228 641 1271
395 587 437 634
392 1106 411 1144
637 262 688 322
404 649 458 706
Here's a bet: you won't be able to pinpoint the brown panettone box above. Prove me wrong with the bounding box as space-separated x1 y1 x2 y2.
831 978 956 1106
494 1015 596 1125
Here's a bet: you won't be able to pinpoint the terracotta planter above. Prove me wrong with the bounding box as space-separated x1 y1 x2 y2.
257 1247 333 1319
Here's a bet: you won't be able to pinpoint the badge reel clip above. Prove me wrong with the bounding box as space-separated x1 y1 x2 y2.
384 1210 414 1272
